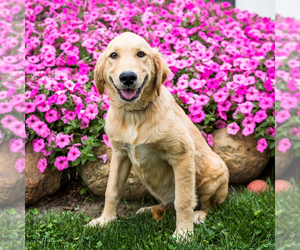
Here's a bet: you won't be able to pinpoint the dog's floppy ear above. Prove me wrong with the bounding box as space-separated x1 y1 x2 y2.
153 48 171 96
94 53 106 95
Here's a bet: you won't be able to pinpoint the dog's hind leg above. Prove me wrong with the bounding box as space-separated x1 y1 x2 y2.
137 203 171 221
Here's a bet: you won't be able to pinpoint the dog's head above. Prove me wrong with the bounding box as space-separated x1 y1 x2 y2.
94 32 170 109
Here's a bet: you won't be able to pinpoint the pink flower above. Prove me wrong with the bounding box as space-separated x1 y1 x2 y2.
0 102 13 114
266 127 275 137
67 147 81 161
215 120 226 129
2 115 18 128
278 138 291 153
31 121 51 138
54 156 69 171
102 134 111 148
188 103 203 115
257 138 268 153
213 90 228 103
56 94 68 105
195 95 210 106
190 110 206 123
33 138 45 152
207 134 213 147
77 75 89 85
55 133 70 148
45 110 60 123
25 102 36 113
37 158 47 173
280 97 298 110
254 110 267 123
276 110 290 123
259 97 273 110
75 103 84 114
242 116 256 128
97 154 108 164
217 100 231 112
227 122 240 135
9 138 24 153
85 103 98 119
37 101 50 112
239 101 254 114
26 115 40 128
65 111 76 120
15 158 25 173
242 126 255 136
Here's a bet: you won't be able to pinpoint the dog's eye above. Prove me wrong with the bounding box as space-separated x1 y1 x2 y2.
137 51 146 58
109 53 118 59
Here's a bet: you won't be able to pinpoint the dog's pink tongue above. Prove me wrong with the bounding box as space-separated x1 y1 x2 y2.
121 89 137 100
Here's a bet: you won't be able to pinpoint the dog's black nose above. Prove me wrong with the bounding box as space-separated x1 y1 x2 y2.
119 72 137 86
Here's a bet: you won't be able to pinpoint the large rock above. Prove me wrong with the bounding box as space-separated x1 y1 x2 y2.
275 146 294 178
0 142 24 206
212 128 270 184
79 144 149 200
25 142 63 205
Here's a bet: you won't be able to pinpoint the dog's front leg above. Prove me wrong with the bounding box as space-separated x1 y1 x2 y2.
171 154 196 240
88 150 131 227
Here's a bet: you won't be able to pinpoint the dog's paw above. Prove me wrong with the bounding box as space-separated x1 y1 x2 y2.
136 207 151 215
193 210 207 224
172 228 193 242
86 215 116 228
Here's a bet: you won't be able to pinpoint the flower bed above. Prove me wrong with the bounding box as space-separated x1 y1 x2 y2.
24 0 275 172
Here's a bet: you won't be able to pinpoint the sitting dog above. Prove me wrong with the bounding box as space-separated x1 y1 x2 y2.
88 32 229 239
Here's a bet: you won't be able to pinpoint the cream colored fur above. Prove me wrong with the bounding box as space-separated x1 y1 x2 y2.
88 32 229 240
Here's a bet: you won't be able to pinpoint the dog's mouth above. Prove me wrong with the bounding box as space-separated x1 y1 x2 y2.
110 76 148 102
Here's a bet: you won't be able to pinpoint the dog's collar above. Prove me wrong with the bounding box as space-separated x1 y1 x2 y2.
126 101 152 112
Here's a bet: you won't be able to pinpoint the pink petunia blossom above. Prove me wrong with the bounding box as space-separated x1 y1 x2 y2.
31 121 51 138
227 122 240 135
102 134 111 148
276 110 290 123
257 138 268 153
85 103 98 119
33 138 45 152
254 110 267 123
45 110 60 123
55 133 70 148
190 110 206 123
56 94 68 105
213 90 229 103
37 158 47 173
37 101 50 112
54 156 69 171
242 126 255 136
259 97 273 110
278 138 291 153
15 158 25 173
0 102 13 114
9 138 24 153
25 102 36 113
97 154 108 164
280 97 298 110
67 147 81 161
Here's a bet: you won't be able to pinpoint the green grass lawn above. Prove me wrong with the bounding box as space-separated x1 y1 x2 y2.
25 188 275 250
0 208 25 249
276 185 300 250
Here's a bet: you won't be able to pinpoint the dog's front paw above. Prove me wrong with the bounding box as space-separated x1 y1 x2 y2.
172 228 193 242
87 215 116 228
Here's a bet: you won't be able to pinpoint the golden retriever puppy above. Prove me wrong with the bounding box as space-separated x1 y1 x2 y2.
88 32 229 239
